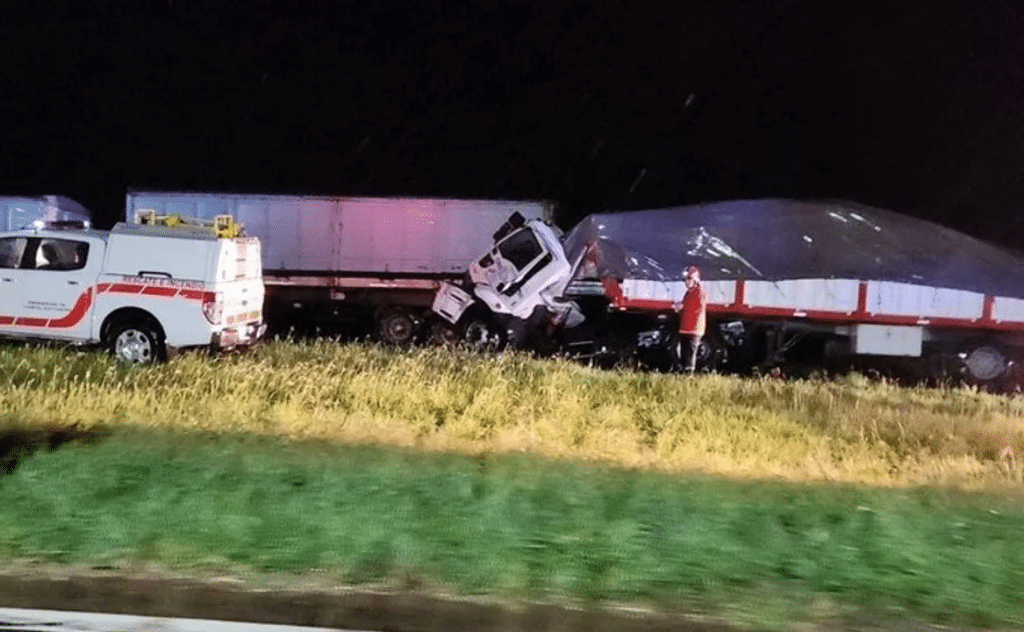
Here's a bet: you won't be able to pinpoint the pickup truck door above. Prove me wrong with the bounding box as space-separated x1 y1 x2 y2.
13 236 99 341
0 236 29 332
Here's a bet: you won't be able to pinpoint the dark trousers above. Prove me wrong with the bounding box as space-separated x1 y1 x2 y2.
677 334 701 372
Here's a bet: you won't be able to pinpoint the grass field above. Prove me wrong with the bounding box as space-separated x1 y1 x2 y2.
1 341 1023 629
1 340 1022 489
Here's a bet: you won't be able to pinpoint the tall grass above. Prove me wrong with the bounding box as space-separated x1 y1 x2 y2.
1 341 1022 490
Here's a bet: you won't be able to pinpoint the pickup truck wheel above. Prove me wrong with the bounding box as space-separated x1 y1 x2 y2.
110 322 164 365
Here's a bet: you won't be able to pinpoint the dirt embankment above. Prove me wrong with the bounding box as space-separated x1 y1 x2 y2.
0 567 742 632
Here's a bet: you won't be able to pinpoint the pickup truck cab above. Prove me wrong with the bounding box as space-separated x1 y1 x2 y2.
0 219 265 363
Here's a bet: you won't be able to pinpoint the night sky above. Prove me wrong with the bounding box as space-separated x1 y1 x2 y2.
2 1 1023 248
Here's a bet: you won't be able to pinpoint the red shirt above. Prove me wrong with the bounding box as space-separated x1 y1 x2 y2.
678 282 707 336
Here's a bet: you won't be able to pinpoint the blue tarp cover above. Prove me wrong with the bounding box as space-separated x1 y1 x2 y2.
563 199 1024 299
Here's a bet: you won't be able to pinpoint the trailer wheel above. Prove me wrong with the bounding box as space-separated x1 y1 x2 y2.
109 321 165 365
672 333 723 372
376 308 417 346
959 342 1009 384
462 317 505 351
426 320 460 347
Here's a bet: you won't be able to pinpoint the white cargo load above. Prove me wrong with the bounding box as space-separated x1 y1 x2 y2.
124 193 555 274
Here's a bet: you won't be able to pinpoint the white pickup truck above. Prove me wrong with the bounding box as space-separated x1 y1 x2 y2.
0 219 266 364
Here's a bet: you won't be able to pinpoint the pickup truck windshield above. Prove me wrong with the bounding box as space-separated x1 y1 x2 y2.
497 229 543 270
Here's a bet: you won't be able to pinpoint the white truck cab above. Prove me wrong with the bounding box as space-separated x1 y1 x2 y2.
0 217 265 364
432 213 584 346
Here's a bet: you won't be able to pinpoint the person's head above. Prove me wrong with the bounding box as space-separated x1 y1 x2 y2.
684 265 700 287
40 243 58 266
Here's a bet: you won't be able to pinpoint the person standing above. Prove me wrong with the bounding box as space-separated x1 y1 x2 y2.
673 265 708 373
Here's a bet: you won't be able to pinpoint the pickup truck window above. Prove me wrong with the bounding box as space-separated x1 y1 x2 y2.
0 237 27 269
497 229 543 270
34 238 89 271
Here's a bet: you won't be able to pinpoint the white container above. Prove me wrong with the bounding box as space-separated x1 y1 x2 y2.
126 192 555 275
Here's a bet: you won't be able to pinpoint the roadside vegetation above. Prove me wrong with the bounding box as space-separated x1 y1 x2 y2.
1 340 1022 489
1 341 1023 629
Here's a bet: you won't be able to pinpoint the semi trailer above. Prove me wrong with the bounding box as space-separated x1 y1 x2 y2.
432 199 1024 388
125 192 554 344
1 195 91 232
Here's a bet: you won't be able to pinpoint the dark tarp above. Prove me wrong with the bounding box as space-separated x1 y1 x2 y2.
562 199 1024 299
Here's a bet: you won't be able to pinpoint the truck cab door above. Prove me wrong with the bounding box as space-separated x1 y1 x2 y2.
16 236 99 340
470 224 569 318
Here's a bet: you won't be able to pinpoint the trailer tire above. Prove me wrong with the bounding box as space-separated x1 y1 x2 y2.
109 320 165 366
427 320 460 347
672 333 723 373
461 316 505 352
958 341 1010 385
376 308 417 346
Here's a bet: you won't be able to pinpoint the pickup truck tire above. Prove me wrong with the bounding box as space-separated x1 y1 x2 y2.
109 321 165 365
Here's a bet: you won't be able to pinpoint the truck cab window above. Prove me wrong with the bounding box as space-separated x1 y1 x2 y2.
497 229 544 270
0 237 28 269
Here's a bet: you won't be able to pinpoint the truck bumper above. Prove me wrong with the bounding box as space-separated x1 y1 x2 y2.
212 321 267 349
433 282 476 324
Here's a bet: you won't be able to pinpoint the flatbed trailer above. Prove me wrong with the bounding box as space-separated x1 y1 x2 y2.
436 199 1024 387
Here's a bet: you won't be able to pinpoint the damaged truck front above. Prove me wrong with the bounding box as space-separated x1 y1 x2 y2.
430 212 674 366
432 212 586 351
432 200 1024 389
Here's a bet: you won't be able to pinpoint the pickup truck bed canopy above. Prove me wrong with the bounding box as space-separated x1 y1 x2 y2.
563 199 1024 300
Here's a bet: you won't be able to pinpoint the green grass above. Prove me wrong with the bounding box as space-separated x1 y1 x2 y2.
2 341 1024 629
1 432 1022 629
0 341 1022 488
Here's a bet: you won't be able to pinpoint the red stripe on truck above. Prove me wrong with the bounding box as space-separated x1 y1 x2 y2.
178 289 205 301
142 286 178 297
0 290 92 329
48 288 93 328
0 283 210 331
14 317 48 327
97 283 205 303
108 283 145 294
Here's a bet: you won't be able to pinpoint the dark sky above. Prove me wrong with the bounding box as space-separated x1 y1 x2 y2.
2 1 1023 247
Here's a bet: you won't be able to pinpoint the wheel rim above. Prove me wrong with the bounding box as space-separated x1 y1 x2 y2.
429 322 459 346
464 319 499 350
961 345 1007 382
381 313 414 345
114 329 154 364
